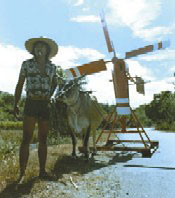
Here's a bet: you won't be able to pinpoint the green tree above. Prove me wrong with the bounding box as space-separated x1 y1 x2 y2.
145 91 175 130
135 105 152 127
0 91 25 121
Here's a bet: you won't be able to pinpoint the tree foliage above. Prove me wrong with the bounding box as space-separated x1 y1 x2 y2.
134 105 153 127
0 91 25 121
145 91 175 130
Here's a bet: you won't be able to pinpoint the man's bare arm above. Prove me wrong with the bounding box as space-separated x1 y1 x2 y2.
14 75 25 115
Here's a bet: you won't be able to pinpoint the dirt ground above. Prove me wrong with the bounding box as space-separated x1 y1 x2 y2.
0 146 123 198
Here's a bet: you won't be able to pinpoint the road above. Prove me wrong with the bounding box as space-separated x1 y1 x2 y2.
114 128 175 198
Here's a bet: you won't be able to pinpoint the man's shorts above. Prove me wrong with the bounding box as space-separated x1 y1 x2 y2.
24 99 50 120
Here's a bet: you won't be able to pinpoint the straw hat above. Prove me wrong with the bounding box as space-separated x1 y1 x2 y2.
25 37 58 58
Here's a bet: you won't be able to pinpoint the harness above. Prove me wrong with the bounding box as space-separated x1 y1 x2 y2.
55 75 86 99
68 94 82 114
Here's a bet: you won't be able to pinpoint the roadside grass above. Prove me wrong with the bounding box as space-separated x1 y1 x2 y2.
0 143 75 197
0 129 113 195
0 130 70 189
0 121 23 130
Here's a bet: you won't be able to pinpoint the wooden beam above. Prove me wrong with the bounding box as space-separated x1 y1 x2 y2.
103 130 145 133
107 140 159 148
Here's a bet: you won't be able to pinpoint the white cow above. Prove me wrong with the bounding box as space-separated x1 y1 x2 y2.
55 78 104 158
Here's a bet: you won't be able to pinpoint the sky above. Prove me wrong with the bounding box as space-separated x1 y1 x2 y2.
0 0 175 108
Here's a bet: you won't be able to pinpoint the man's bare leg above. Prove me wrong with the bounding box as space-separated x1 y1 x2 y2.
38 119 49 177
18 116 36 182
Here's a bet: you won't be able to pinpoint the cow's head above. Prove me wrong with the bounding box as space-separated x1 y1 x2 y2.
55 76 84 105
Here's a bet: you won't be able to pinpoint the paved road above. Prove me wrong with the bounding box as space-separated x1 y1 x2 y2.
114 128 175 198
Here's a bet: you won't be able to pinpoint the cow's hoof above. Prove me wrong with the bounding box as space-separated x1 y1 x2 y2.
84 152 90 160
92 149 97 156
91 153 96 158
71 153 78 159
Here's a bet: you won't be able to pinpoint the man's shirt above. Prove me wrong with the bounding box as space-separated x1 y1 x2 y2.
19 58 64 98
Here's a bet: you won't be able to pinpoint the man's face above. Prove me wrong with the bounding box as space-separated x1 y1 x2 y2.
33 42 48 57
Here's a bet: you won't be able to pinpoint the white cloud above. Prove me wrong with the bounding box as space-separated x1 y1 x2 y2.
85 69 116 105
124 59 175 107
139 49 175 61
169 66 175 73
70 15 100 23
107 0 161 26
0 44 31 94
134 25 175 42
82 7 90 12
83 62 116 104
69 0 174 41
126 59 154 81
52 45 105 68
66 0 85 6
130 79 174 108
73 0 85 6
0 43 105 96
107 0 173 41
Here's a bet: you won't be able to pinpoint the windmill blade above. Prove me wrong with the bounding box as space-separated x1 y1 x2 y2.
100 11 114 53
125 40 170 59
64 59 107 80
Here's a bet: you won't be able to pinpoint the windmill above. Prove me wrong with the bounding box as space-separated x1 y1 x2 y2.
94 12 170 157
63 13 170 157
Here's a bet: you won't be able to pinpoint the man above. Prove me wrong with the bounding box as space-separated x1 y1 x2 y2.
14 37 63 182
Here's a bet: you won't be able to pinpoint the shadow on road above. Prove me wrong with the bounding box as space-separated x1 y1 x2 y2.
52 151 135 179
123 164 175 170
108 152 134 164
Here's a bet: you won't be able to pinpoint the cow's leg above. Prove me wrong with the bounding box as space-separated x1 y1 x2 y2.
69 130 77 158
92 130 97 156
83 126 91 159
